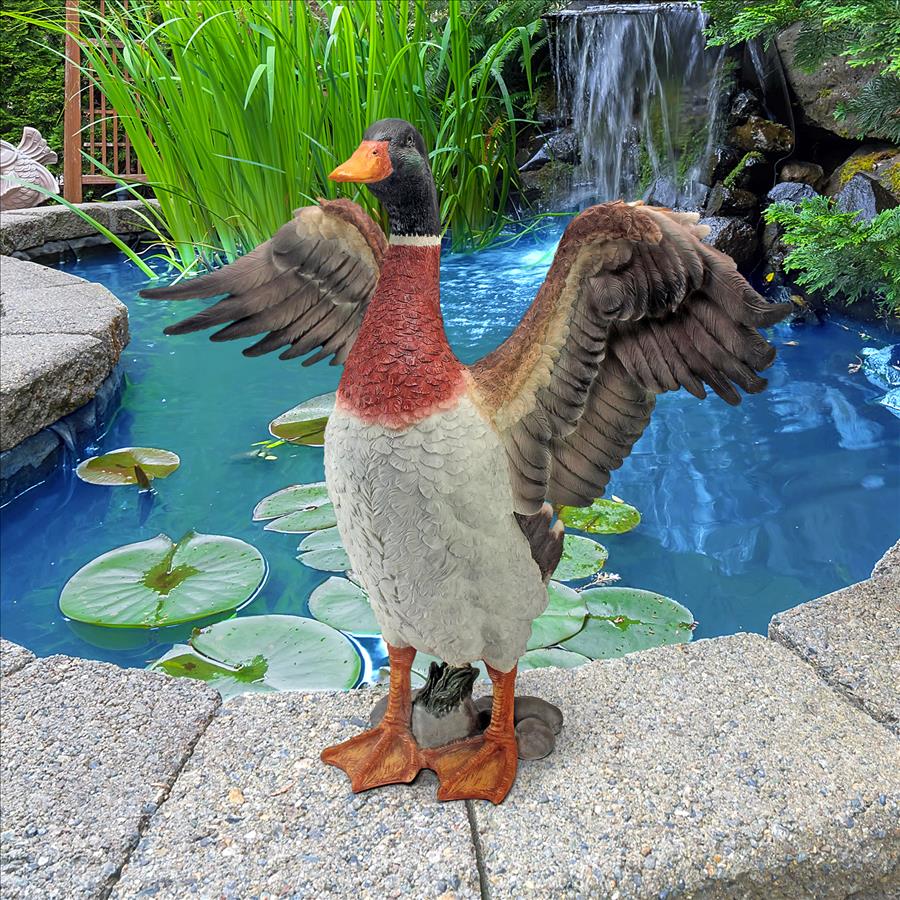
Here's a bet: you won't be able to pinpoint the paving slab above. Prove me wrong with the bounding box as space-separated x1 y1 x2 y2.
872 539 900 580
0 638 34 677
0 256 88 289
0 656 220 900
770 574 900 734
113 689 481 899
469 633 900 900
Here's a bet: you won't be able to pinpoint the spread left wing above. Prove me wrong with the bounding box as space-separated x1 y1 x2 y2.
140 198 387 366
468 201 791 514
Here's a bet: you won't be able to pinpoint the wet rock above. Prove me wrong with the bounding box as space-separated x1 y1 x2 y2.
520 128 579 172
706 145 742 185
778 160 825 190
729 90 762 123
705 183 757 216
723 151 771 193
698 216 759 268
519 160 573 211
776 23 889 140
729 116 794 155
835 173 899 222
826 144 900 199
645 176 678 209
515 717 556 761
766 182 819 207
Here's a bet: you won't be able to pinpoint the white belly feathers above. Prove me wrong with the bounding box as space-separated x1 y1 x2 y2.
323 395 548 671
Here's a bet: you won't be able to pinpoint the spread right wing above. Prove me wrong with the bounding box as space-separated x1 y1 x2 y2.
140 198 387 366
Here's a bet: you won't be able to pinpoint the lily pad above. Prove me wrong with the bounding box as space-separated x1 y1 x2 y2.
297 527 350 572
558 498 641 534
560 587 694 659
526 581 588 651
76 447 180 488
552 534 608 582
519 647 591 671
59 531 266 628
253 482 336 533
150 614 361 697
307 576 380 636
269 391 336 446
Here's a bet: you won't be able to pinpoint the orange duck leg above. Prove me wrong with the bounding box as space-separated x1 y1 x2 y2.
425 664 519 805
321 644 425 791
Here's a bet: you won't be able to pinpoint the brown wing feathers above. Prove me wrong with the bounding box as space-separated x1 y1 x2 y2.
471 201 791 513
140 199 387 366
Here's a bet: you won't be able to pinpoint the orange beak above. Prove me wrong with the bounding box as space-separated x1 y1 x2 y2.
328 141 393 183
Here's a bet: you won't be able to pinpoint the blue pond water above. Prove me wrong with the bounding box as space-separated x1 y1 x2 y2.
1 229 898 675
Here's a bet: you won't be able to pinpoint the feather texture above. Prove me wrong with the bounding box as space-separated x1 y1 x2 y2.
468 201 791 513
140 198 387 366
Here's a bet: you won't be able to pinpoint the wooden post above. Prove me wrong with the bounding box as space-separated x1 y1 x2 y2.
63 0 82 203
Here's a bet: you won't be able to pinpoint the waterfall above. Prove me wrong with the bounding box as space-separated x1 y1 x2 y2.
551 2 726 209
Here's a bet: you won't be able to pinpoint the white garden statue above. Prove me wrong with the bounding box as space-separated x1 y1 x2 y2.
1 127 59 211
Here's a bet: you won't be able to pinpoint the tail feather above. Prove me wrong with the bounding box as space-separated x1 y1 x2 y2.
515 502 564 584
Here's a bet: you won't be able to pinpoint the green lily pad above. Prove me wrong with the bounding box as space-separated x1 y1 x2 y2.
253 482 336 533
59 531 266 628
307 576 380 636
519 647 591 671
269 391 336 446
560 587 695 659
558 498 641 534
552 534 608 582
76 447 180 488
526 581 588 651
297 527 350 572
150 614 361 697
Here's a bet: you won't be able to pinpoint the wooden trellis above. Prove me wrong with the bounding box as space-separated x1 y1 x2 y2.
63 0 146 202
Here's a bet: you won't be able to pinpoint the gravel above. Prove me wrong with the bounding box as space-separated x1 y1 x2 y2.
0 656 219 899
113 688 481 899
770 574 900 733
468 633 900 899
0 638 34 678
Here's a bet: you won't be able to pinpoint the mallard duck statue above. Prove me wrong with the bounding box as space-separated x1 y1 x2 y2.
142 118 790 804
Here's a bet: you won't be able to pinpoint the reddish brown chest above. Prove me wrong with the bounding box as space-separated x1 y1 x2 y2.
338 243 465 428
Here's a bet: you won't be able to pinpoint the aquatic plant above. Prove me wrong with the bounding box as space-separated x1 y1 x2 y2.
59 531 266 627
75 446 180 490
12 0 541 260
252 483 337 533
151 615 362 696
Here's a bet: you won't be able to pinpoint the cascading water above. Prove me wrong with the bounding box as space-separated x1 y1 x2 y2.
551 2 726 209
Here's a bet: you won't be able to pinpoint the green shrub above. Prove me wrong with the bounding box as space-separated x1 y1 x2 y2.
0 0 65 154
703 0 900 142
766 197 900 315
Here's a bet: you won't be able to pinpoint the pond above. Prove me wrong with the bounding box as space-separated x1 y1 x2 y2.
1 226 897 680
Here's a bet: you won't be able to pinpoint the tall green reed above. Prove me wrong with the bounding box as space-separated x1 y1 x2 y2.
17 0 539 264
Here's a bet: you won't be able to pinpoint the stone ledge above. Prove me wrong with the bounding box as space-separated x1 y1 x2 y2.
112 690 481 899
0 200 159 257
470 634 899 900
0 638 35 678
0 655 220 900
0 256 129 451
770 572 900 734
872 539 900 580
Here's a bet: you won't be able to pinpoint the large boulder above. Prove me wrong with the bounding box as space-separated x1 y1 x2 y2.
835 173 899 222
699 216 759 268
776 23 888 140
766 182 819 206
729 116 794 154
826 144 900 199
778 160 825 190
705 183 757 216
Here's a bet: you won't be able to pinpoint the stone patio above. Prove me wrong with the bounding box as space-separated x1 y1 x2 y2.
1 540 898 899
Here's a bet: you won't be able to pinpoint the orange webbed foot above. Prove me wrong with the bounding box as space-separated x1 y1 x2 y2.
321 722 425 792
426 733 518 805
